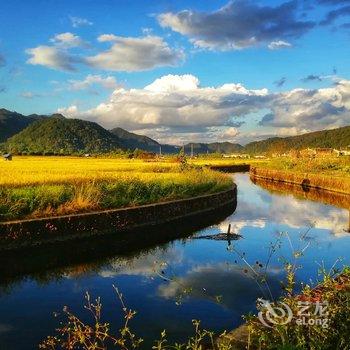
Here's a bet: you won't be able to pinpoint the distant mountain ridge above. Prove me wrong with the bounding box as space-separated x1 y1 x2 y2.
183 142 244 154
1 108 349 155
244 126 350 154
0 108 46 142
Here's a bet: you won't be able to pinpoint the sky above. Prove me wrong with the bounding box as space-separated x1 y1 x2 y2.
0 0 350 145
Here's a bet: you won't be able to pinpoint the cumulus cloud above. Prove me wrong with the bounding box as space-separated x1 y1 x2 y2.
158 0 314 50
58 74 270 134
260 80 350 130
58 74 350 144
268 40 292 50
50 32 87 48
69 16 93 28
86 35 184 71
68 74 118 90
26 45 80 71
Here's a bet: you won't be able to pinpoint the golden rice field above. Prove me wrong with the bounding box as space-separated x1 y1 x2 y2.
0 156 233 221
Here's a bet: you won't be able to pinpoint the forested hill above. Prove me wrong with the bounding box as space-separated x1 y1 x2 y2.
1 107 349 155
0 109 46 142
244 126 350 154
5 116 124 154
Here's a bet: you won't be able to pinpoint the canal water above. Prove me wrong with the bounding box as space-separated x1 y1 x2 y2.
0 173 349 349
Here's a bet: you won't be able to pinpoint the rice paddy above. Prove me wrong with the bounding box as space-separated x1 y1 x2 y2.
0 156 233 221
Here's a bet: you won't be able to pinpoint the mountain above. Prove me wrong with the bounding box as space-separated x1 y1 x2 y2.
184 142 244 155
5 116 124 154
110 127 179 153
110 127 160 151
244 126 350 154
0 109 45 142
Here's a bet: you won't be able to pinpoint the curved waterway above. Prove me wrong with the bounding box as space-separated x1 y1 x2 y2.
0 173 349 349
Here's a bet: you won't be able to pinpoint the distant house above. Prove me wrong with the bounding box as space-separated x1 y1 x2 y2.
314 148 334 156
222 153 250 159
3 153 12 161
336 149 350 156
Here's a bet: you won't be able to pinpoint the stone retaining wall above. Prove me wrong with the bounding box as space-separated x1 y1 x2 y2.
0 186 237 250
250 167 350 195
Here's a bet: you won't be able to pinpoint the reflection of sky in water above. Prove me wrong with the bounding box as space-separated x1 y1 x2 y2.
0 174 349 349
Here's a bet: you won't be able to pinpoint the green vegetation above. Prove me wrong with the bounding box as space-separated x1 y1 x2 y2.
245 268 350 350
5 116 124 155
0 108 45 142
244 126 350 155
256 156 350 177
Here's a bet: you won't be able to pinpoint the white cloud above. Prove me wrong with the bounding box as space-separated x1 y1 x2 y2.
69 16 93 28
268 40 292 50
68 74 118 90
158 1 314 50
26 45 79 71
260 79 350 130
86 35 184 71
58 74 269 132
50 32 87 48
145 74 199 92
58 74 350 144
27 34 183 72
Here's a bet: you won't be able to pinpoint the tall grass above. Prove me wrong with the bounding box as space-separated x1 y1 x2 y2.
0 157 232 221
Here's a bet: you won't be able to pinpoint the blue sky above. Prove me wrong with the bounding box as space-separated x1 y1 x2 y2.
0 0 350 144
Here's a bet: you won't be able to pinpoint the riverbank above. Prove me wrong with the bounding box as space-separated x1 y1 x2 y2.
250 164 350 195
251 176 350 209
0 185 237 250
220 268 350 350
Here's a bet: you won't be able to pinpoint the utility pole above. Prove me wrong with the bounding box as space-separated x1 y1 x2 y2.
191 143 194 158
159 145 162 156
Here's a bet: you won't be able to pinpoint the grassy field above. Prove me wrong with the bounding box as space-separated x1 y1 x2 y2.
250 156 350 195
0 157 233 221
257 156 350 177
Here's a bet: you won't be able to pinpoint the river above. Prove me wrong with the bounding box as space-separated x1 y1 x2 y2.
0 173 349 349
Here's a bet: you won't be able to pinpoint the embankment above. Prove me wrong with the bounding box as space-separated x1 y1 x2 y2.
0 185 237 250
250 167 350 195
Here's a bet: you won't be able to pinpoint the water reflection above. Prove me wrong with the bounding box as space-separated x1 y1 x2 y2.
0 174 350 349
232 174 349 236
158 263 283 314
